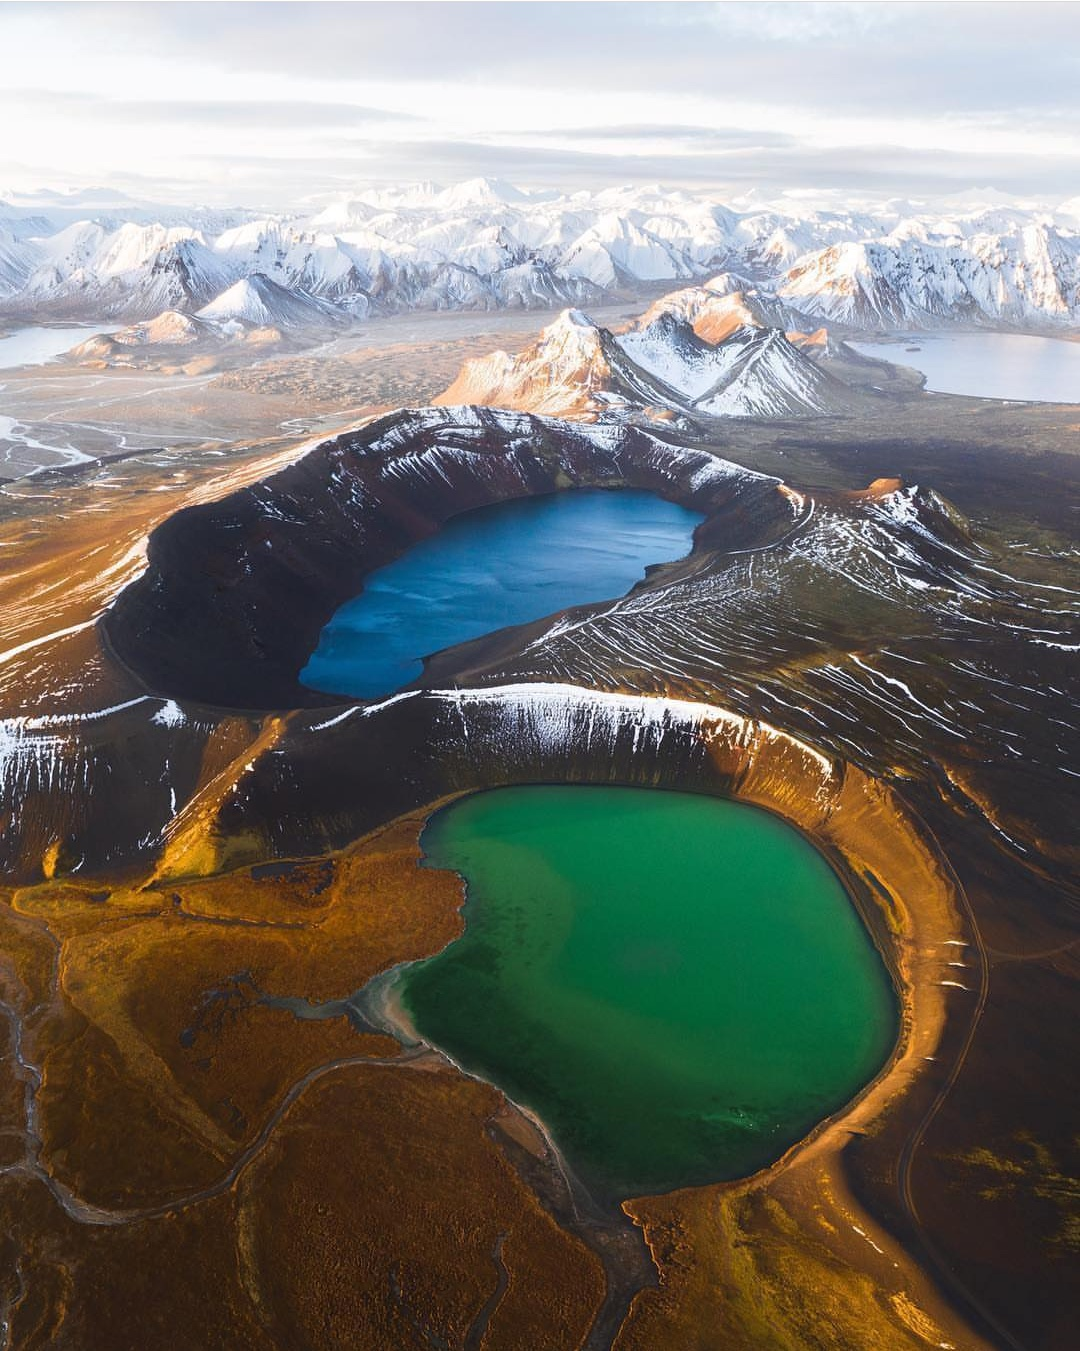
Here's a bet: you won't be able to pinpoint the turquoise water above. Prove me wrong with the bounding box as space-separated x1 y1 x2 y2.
300 488 703 699
401 786 897 1202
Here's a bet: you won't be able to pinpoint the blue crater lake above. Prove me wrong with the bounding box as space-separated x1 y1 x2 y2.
301 488 704 700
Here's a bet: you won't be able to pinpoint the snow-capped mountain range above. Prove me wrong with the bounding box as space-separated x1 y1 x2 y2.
1 177 1078 332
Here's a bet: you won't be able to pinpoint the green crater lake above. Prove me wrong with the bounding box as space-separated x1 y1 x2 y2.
399 786 897 1202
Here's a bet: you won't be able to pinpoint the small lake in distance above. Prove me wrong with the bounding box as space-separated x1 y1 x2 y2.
0 324 122 369
398 786 897 1203
848 332 1080 403
301 488 704 700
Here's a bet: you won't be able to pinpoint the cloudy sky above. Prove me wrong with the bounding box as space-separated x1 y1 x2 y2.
2 1 1078 208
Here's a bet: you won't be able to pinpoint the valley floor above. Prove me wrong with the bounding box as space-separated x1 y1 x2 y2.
0 302 647 482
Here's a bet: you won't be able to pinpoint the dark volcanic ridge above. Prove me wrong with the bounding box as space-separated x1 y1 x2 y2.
103 405 794 710
4 393 1075 897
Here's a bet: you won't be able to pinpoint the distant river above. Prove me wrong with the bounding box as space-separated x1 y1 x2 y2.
301 488 704 700
0 324 121 369
399 786 897 1201
848 332 1080 403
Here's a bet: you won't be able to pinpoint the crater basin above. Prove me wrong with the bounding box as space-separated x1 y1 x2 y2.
398 785 898 1202
300 488 703 700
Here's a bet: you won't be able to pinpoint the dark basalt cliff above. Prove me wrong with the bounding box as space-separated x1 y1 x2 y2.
104 407 793 710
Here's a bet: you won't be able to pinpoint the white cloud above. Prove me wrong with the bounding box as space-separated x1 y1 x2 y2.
2 2 1076 207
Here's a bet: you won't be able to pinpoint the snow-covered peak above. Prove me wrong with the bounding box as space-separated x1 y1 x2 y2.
196 273 344 331
2 179 1079 329
691 328 848 418
95 222 206 278
434 177 529 210
777 228 1080 328
436 307 613 418
634 282 806 346
545 307 599 339
306 198 378 232
530 308 609 372
437 287 853 423
616 314 734 400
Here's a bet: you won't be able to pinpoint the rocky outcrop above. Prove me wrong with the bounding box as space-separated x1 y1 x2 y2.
435 307 862 421
434 309 620 418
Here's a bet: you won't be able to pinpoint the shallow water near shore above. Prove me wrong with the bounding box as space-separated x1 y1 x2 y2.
300 488 703 700
399 785 898 1202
